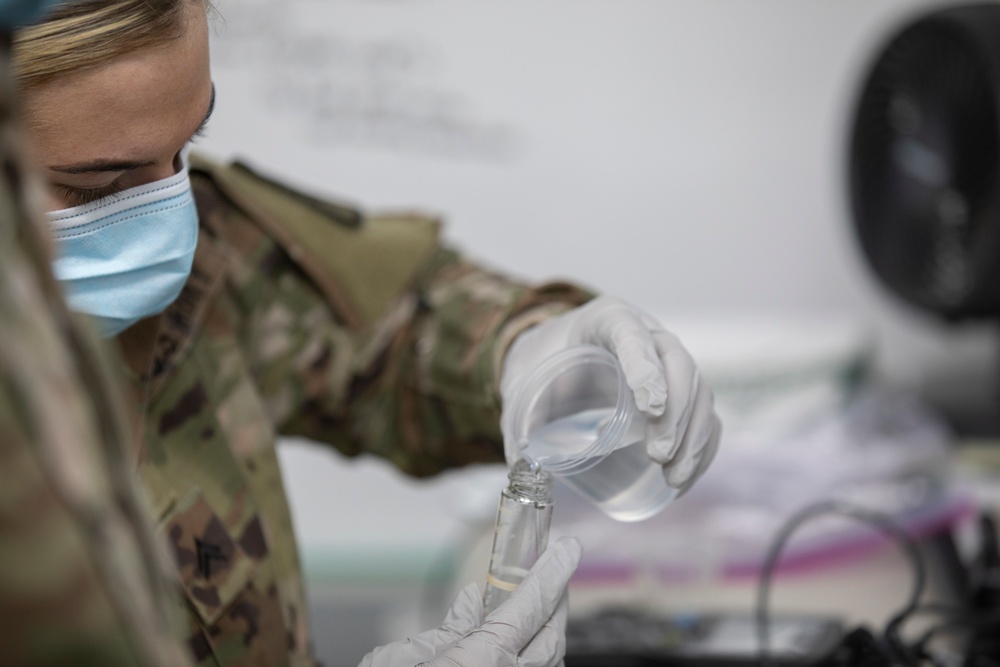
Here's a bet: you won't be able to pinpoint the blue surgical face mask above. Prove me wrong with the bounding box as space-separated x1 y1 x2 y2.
47 160 199 338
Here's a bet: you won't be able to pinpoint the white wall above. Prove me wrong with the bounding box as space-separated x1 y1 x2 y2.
195 0 1000 647
201 0 1000 410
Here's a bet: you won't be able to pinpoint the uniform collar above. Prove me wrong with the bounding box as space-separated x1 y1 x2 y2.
116 225 229 409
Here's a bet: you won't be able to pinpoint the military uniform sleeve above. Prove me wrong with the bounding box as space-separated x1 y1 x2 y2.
0 69 192 667
0 35 191 663
190 155 593 477
0 334 191 667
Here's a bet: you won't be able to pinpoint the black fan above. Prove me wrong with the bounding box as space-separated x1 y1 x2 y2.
849 3 1000 320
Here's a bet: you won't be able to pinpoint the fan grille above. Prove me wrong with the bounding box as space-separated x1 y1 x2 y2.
850 13 1000 316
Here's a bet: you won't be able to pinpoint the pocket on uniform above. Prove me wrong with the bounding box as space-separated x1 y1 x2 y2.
162 488 259 626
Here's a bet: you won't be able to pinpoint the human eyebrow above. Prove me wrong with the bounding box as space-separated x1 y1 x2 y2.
50 158 157 175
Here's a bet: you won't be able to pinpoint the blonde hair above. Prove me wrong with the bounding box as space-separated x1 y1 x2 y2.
13 0 203 90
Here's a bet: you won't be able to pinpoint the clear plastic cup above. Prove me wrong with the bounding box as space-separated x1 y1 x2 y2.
502 345 678 522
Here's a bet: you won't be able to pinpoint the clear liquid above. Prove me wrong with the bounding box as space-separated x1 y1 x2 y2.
528 408 677 522
483 464 553 615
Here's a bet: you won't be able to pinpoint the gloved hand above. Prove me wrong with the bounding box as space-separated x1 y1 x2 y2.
358 537 582 667
501 295 721 495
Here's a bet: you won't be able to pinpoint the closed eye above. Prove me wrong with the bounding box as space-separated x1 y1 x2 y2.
54 180 126 207
190 84 215 141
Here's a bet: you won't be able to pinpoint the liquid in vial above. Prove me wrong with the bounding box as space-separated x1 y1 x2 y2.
483 460 553 615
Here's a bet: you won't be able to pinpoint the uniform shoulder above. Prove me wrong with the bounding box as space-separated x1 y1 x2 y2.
188 151 444 330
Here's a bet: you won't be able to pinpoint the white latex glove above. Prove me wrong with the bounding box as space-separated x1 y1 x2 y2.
358 537 582 667
501 295 721 494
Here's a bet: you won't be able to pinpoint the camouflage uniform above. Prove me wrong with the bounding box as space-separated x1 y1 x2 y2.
0 37 192 667
117 153 593 665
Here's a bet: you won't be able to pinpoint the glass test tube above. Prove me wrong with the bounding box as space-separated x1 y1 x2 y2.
483 459 554 615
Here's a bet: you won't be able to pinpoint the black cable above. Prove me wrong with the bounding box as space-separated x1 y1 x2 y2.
755 500 927 667
910 605 1000 658
915 611 1000 649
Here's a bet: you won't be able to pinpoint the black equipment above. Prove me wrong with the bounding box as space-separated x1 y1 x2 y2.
848 3 1000 320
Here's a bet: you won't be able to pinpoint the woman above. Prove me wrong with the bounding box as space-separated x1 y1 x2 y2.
13 0 721 665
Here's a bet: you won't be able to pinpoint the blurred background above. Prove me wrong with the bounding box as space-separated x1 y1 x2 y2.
197 0 1000 664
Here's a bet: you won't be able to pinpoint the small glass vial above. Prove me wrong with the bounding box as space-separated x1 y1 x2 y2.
483 459 554 615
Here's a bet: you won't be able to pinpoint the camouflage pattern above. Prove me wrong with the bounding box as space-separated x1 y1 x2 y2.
0 37 193 667
115 153 593 665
